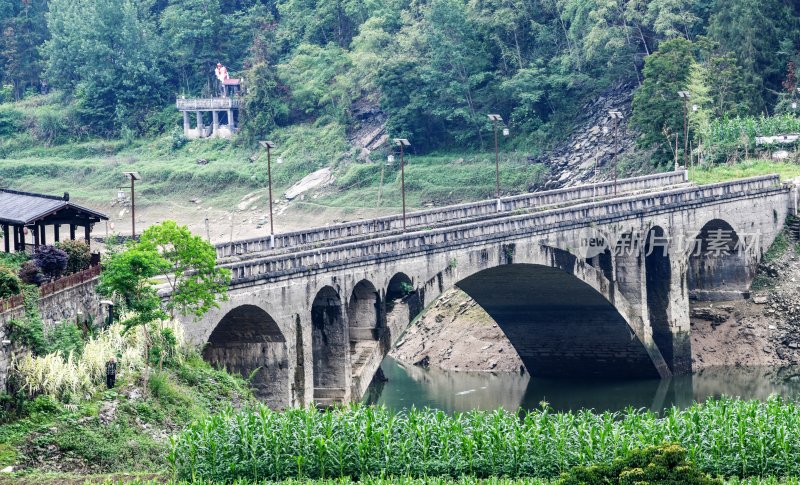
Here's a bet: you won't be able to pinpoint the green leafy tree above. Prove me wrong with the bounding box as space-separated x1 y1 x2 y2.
631 37 694 164
43 0 166 134
707 0 796 115
136 220 231 319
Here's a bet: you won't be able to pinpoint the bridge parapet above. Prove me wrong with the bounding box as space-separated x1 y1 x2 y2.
217 171 689 259
176 98 241 110
221 174 786 283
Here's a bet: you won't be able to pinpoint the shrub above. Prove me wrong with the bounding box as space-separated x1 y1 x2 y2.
33 245 68 281
0 266 21 298
13 321 148 401
56 239 92 274
46 320 86 358
557 444 721 485
18 260 42 285
0 251 28 270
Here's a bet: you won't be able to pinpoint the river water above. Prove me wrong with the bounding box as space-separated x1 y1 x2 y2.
364 356 800 414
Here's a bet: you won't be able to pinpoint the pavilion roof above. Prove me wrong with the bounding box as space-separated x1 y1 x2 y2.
0 189 108 226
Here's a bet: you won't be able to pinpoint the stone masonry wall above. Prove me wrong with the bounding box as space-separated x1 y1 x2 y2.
0 277 102 391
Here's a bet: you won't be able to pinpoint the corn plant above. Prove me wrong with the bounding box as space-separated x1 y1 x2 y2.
169 397 800 482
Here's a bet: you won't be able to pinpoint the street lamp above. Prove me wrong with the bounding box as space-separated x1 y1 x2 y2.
121 172 141 238
678 91 691 168
393 138 411 231
608 111 624 195
258 140 276 247
487 114 508 210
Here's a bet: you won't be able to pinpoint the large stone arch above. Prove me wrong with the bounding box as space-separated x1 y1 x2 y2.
455 260 667 379
688 218 752 301
347 279 381 342
311 285 348 403
202 304 289 408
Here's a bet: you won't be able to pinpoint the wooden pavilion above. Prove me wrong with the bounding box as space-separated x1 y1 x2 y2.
0 189 108 253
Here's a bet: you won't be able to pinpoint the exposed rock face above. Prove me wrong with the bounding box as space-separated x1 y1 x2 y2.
389 288 524 373
531 82 641 191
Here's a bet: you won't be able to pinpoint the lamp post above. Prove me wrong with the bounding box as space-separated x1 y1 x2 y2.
678 91 691 169
487 114 509 211
608 111 624 195
259 141 276 247
393 138 411 231
122 172 141 238
377 154 394 216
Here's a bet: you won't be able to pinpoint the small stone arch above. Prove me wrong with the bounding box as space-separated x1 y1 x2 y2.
311 285 348 403
386 272 414 302
688 219 751 301
203 304 289 408
385 272 422 335
348 279 381 341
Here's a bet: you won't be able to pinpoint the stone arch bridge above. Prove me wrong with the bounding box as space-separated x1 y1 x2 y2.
177 172 795 408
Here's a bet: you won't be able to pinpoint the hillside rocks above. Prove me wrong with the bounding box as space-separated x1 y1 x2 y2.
389 288 524 373
531 82 640 190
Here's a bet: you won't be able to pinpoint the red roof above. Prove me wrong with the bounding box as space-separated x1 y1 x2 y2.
223 78 241 85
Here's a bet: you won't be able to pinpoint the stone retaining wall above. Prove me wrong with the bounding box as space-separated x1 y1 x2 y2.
0 276 102 391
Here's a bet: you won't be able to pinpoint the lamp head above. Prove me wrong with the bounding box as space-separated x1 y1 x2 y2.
394 138 411 146
259 140 275 149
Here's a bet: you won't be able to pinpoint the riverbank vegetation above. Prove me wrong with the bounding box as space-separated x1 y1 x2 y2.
0 221 242 474
170 398 800 482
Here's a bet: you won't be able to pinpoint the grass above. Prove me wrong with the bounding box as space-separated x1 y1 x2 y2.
0 96 545 215
170 397 800 482
689 159 800 185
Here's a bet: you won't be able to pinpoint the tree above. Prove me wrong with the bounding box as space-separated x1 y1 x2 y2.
707 0 796 114
43 0 166 134
136 220 231 319
631 37 694 165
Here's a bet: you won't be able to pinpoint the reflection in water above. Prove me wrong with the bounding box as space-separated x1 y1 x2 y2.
366 357 800 414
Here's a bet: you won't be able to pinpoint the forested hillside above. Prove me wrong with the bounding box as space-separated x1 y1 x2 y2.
1 0 799 160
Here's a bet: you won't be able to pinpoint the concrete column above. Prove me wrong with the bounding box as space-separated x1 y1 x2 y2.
53 224 60 243
227 109 234 130
212 111 220 138
40 224 46 246
84 224 91 246
183 111 190 136
2 224 8 253
196 111 205 138
32 225 39 248
69 224 76 240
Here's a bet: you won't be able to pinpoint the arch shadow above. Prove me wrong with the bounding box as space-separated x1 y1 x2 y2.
456 263 662 379
312 286 348 402
203 304 289 407
688 219 751 301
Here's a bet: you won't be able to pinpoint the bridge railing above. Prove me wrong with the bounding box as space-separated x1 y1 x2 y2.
216 171 689 259
223 174 785 283
176 98 241 110
0 265 101 313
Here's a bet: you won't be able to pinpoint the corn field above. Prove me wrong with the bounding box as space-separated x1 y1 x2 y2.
705 115 800 162
169 398 800 482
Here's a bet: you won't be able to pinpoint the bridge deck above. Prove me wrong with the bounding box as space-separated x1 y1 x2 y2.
217 171 688 260
221 174 787 284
